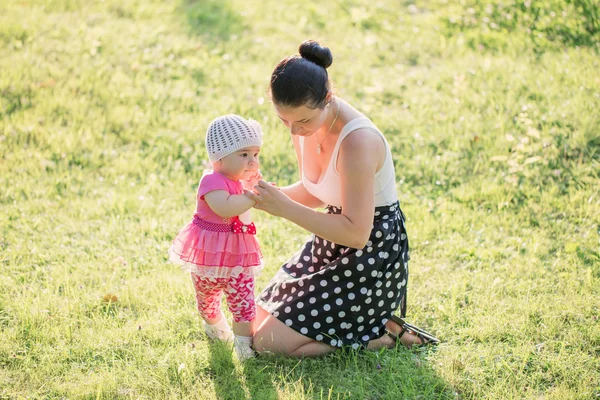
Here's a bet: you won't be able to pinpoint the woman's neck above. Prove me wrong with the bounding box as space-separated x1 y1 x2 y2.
316 97 342 139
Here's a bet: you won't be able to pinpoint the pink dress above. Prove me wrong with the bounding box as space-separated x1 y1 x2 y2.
169 170 263 278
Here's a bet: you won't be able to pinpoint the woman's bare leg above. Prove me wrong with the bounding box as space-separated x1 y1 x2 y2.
291 341 335 357
253 305 422 356
253 306 334 356
254 305 271 331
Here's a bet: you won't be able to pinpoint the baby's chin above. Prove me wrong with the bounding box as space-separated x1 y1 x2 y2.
240 169 257 179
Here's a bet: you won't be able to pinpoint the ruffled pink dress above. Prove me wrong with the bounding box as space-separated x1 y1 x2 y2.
169 171 262 278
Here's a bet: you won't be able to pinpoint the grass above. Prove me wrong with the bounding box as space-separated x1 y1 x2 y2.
1 0 599 398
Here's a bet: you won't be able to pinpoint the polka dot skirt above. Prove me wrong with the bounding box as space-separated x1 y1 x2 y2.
257 202 410 349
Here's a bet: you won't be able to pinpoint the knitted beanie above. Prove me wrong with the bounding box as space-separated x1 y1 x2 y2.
205 114 263 163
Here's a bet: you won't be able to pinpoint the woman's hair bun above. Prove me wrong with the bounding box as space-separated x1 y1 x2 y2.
299 40 333 69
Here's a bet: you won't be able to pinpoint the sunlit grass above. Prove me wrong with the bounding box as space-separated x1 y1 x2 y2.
1 0 599 398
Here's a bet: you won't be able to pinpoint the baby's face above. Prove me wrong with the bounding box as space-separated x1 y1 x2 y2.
215 146 261 181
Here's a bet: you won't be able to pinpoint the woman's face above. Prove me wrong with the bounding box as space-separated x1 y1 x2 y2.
274 103 328 137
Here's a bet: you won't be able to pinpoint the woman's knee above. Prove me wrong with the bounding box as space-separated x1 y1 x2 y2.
253 325 294 355
252 315 313 355
253 335 278 354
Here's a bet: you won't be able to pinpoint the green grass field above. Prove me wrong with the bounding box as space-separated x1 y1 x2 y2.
1 0 599 398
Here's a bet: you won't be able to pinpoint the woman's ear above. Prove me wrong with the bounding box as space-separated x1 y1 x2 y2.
325 91 333 105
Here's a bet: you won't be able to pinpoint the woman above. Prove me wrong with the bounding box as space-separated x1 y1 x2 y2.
244 40 438 357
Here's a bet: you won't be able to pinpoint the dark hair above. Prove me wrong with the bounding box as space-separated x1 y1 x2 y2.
270 40 333 109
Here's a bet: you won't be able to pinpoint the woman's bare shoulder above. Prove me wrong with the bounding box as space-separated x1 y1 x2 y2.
340 127 385 152
337 126 386 174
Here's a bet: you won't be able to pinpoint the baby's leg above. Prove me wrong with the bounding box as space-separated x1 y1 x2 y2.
226 273 257 334
191 274 233 341
226 273 257 360
191 274 225 322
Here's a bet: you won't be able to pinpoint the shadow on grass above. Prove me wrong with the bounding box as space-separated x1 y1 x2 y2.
255 346 456 399
207 341 278 400
177 0 246 40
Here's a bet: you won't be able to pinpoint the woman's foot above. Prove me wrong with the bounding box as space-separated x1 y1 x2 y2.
385 315 440 348
385 318 424 348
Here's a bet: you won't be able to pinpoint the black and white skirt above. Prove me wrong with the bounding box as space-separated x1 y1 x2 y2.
257 201 410 349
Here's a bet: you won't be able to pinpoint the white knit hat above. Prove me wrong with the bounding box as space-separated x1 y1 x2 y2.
205 114 263 163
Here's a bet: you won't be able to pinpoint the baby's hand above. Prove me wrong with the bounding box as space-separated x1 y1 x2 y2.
242 170 262 191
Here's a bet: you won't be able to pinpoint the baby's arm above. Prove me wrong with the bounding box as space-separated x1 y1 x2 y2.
204 190 255 219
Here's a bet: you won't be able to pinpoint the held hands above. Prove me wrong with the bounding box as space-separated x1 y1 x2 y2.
241 169 263 191
243 180 289 217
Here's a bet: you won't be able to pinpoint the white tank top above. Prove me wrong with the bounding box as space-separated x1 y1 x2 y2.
300 117 398 208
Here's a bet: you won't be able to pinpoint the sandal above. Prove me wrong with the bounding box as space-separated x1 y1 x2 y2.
387 315 440 347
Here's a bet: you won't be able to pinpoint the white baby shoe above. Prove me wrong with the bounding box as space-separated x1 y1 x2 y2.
203 315 234 343
234 335 256 361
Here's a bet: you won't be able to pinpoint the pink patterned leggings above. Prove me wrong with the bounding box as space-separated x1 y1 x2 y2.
191 273 256 323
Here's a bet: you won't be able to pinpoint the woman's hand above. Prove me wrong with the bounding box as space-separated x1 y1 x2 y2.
243 180 291 217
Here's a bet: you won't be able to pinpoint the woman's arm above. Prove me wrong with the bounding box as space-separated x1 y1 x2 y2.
271 197 368 249
204 191 256 219
280 134 326 209
280 181 326 209
249 129 385 248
